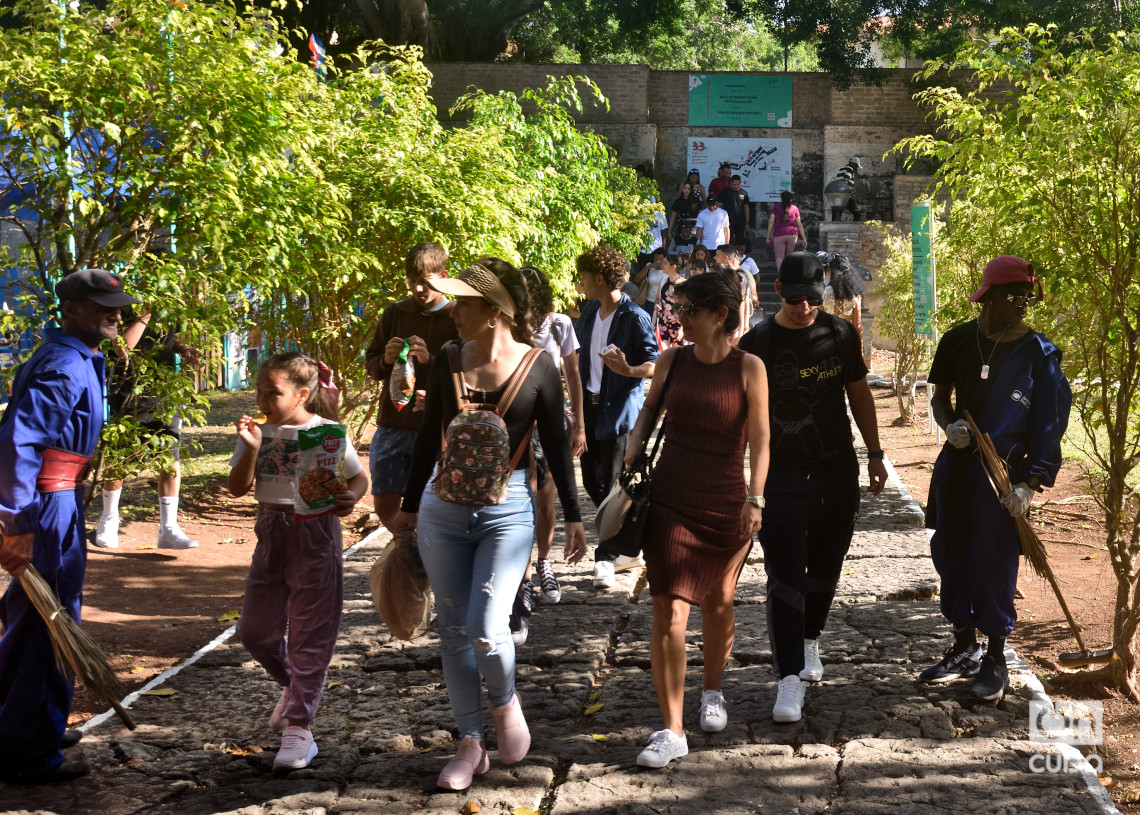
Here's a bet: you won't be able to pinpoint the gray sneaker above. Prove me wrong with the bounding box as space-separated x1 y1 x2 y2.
918 644 984 684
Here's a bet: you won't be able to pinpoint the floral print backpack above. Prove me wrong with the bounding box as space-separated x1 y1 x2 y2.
433 342 543 506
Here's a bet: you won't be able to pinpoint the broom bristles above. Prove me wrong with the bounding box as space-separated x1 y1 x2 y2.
963 411 1088 654
17 565 135 729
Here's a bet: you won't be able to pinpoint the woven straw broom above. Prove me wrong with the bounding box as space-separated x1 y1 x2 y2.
17 565 136 729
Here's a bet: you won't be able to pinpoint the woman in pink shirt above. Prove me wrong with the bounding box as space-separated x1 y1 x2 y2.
766 191 807 271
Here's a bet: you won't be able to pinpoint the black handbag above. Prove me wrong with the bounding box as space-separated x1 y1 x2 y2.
594 362 676 557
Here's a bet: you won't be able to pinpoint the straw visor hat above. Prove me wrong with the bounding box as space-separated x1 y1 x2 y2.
428 264 517 319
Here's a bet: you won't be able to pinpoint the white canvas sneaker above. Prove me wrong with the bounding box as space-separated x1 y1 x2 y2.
636 728 688 769
593 560 616 589
699 689 728 733
93 516 119 549
157 526 199 550
772 675 806 723
800 639 824 682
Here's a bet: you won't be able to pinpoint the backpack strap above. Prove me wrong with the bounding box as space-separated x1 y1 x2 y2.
444 341 469 408
498 347 544 472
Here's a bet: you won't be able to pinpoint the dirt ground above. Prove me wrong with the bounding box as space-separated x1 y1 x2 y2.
2 359 1136 808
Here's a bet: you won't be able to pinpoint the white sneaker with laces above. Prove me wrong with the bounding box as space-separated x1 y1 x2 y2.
800 639 824 682
699 689 728 733
593 560 616 589
93 516 119 549
772 675 806 723
157 526 199 550
636 728 688 768
274 725 318 770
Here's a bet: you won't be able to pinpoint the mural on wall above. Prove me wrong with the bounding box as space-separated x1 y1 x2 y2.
689 138 792 203
688 75 792 128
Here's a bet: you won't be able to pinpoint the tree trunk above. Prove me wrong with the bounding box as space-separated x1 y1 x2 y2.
1112 569 1140 700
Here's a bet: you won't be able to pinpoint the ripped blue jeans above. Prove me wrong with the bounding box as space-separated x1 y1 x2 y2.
417 469 535 740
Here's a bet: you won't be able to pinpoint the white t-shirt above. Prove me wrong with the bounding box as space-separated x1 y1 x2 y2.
643 208 669 253
643 268 667 304
740 256 759 277
696 208 730 250
230 414 364 505
586 308 615 393
532 313 579 370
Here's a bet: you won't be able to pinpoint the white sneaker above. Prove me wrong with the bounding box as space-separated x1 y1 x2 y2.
614 554 645 572
636 728 688 768
800 639 824 682
699 689 728 733
274 725 318 770
593 560 616 589
157 526 199 550
93 516 119 549
773 675 805 723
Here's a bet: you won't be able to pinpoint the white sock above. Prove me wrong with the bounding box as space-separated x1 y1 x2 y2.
159 496 179 530
101 488 122 522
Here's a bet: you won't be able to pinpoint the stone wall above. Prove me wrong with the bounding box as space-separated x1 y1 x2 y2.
426 62 938 235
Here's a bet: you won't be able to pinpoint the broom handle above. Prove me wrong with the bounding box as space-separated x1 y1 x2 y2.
962 412 1090 653
1028 529 1089 654
110 699 137 730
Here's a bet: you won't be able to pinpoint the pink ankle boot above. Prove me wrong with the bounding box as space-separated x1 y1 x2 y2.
492 693 531 765
437 736 490 790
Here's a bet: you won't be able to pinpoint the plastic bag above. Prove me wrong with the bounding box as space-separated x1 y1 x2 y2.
389 340 415 411
369 529 432 640
294 423 348 521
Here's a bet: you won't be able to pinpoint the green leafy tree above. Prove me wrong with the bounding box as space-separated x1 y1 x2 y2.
859 222 932 422
508 0 819 71
0 0 347 490
896 25 1140 697
257 62 658 438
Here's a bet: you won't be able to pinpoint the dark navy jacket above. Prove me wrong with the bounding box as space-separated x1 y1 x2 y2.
575 294 659 440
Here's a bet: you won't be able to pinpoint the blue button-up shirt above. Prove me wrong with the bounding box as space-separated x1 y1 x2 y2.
575 294 659 440
0 329 107 535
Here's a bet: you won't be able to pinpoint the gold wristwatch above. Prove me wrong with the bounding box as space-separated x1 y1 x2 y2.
745 495 766 508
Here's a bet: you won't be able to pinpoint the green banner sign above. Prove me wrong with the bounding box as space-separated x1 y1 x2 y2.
911 202 937 337
688 75 792 128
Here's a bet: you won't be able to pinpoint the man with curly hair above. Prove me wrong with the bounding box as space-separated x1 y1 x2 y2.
575 246 658 589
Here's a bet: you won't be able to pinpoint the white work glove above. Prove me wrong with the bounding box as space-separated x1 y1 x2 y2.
945 419 971 449
1001 483 1034 518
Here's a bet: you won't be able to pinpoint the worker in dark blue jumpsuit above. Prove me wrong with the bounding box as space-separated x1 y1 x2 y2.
0 269 139 784
919 255 1071 702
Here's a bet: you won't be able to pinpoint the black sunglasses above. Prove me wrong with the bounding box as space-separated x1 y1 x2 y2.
1003 292 1038 307
674 302 703 317
784 295 824 307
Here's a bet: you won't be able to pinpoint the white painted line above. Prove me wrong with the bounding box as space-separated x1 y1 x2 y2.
80 523 391 733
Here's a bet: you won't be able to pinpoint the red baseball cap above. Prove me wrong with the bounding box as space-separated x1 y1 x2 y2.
968 255 1043 303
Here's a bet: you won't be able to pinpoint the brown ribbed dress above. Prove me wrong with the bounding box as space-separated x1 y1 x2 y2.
644 345 750 604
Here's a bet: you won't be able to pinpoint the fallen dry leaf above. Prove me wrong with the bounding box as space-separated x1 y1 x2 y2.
584 702 604 715
327 680 344 689
461 802 481 814
217 610 240 622
139 687 178 696
590 734 610 742
510 808 539 815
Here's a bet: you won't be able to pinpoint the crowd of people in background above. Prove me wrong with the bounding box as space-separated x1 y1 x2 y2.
0 163 1071 791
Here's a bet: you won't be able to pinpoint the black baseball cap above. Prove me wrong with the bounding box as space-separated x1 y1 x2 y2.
778 252 825 300
55 269 141 307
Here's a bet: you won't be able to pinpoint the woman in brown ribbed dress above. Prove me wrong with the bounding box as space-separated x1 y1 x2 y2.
622 270 770 769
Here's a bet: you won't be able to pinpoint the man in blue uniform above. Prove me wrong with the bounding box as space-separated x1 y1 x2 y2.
919 255 1071 701
0 268 139 783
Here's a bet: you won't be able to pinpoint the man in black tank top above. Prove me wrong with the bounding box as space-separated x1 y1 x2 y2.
738 252 887 723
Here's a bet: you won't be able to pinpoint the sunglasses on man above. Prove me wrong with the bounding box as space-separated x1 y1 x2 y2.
1002 292 1038 307
783 295 823 307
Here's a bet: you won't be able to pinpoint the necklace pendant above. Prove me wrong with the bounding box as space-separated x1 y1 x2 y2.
981 364 990 380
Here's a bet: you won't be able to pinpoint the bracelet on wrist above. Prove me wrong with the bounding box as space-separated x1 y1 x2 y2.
867 449 885 460
745 495 766 508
